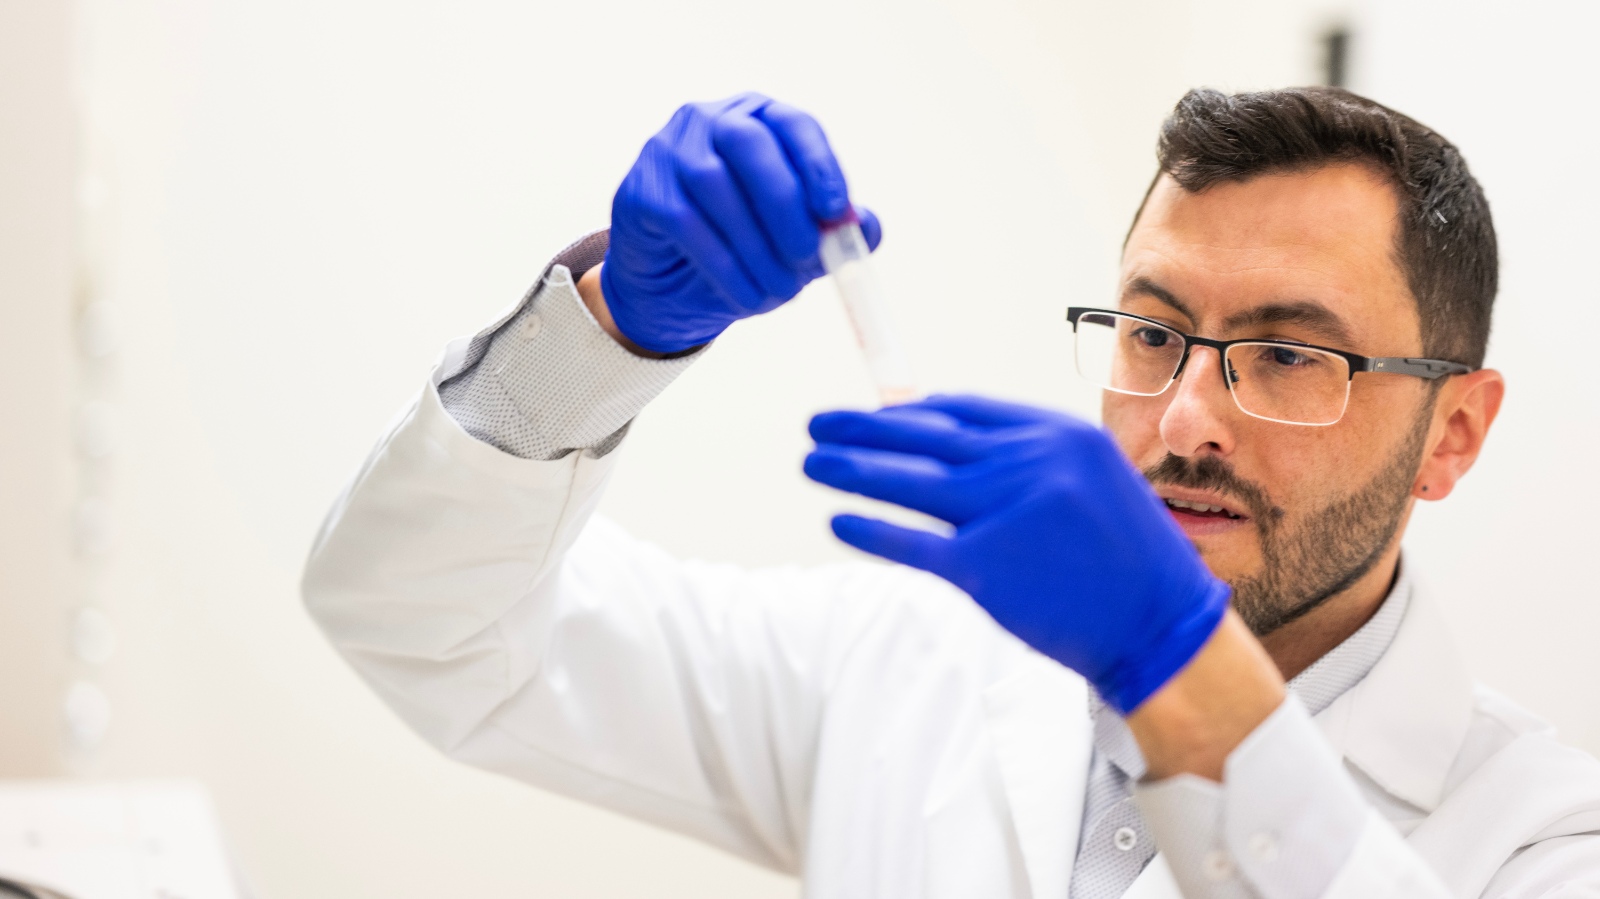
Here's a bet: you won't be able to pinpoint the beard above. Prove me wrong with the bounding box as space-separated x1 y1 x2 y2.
1142 409 1433 637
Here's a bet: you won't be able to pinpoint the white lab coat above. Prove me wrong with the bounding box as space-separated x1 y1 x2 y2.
303 361 1600 898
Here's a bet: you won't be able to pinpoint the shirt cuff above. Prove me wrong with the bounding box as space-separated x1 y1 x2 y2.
1133 696 1368 899
437 231 704 460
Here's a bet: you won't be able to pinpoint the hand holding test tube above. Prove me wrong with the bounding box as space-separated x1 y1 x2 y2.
598 93 912 394
819 214 919 406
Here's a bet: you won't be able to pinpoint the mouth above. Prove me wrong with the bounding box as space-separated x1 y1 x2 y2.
1161 497 1243 520
1157 490 1251 536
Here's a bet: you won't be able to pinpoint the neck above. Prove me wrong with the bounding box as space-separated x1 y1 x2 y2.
1256 544 1403 680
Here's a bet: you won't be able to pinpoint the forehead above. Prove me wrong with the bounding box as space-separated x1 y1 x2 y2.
1121 163 1418 350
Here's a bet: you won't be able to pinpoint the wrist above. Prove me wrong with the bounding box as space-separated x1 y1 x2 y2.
1096 574 1229 715
577 264 674 360
1126 609 1286 781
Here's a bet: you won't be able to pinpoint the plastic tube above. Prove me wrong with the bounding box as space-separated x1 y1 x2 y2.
818 216 918 406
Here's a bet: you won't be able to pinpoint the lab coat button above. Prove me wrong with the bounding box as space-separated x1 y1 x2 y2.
1203 850 1235 881
1113 826 1137 851
521 313 543 340
1248 831 1279 862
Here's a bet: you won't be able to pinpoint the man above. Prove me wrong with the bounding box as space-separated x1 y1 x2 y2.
303 88 1600 897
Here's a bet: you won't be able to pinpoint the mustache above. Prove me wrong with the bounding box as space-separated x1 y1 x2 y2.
1141 454 1285 527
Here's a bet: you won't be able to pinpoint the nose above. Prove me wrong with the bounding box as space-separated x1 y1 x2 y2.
1159 346 1238 458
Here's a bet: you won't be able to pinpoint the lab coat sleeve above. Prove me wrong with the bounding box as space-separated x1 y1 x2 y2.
1133 697 1454 899
302 299 937 873
435 229 703 461
1477 833 1600 897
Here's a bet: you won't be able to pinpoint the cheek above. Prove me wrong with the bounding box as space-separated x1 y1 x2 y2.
1102 393 1167 462
1246 427 1360 510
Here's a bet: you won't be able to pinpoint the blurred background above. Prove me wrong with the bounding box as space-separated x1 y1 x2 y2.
2 0 1596 895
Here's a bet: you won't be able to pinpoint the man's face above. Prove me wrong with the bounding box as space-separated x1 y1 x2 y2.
1107 163 1435 635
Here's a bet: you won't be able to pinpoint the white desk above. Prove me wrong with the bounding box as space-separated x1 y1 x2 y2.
0 781 241 899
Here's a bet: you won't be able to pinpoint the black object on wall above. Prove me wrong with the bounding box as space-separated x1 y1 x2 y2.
1323 26 1352 88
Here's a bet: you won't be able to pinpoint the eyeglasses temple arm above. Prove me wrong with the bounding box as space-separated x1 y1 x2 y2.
1362 357 1474 379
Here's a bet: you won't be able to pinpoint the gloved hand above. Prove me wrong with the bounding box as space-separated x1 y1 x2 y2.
803 395 1230 714
602 93 883 354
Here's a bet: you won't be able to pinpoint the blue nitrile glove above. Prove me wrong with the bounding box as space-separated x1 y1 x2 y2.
602 93 884 354
803 395 1230 714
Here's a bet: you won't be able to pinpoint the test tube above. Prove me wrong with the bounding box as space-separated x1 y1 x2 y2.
818 215 919 406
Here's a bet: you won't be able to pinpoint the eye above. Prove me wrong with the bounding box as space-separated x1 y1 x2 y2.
1267 346 1316 367
1131 326 1173 348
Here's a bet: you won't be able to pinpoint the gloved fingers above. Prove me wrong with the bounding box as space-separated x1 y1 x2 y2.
808 407 992 464
911 394 1077 428
805 444 990 524
648 179 774 317
675 147 804 306
612 130 763 319
857 206 883 252
830 514 951 575
754 101 851 224
711 111 822 269
675 92 772 133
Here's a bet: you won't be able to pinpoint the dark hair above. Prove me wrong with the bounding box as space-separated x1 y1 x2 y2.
1136 87 1496 368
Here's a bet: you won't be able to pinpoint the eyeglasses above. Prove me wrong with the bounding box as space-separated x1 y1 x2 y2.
1066 307 1473 426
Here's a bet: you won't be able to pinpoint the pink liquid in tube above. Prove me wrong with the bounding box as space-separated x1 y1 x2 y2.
818 217 919 406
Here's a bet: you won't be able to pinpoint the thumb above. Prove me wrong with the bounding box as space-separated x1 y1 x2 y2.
856 207 883 252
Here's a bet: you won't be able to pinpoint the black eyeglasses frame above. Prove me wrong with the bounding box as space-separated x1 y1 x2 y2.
1065 306 1474 386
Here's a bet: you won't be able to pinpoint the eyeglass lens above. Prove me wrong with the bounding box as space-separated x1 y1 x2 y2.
1074 312 1352 426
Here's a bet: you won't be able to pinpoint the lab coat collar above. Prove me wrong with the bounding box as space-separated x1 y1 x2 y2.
1313 569 1476 813
982 655 1093 899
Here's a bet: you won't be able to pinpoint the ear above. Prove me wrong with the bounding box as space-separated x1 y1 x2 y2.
1412 369 1505 501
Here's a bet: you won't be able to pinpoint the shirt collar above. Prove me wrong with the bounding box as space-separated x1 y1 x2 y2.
1288 564 1411 717
1314 570 1476 812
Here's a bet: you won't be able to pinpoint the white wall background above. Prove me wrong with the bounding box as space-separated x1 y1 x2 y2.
36 0 1593 896
0 0 76 777
1353 0 1600 756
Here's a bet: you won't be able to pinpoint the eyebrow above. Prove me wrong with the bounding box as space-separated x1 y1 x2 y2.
1123 277 1195 322
1122 276 1356 347
1221 302 1355 347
